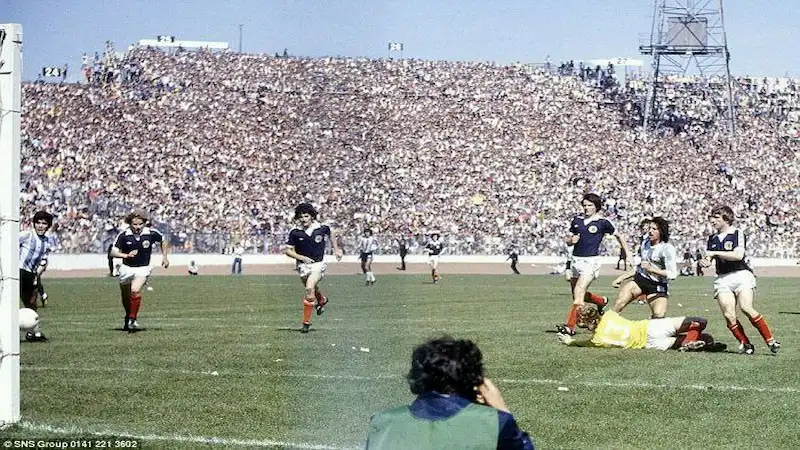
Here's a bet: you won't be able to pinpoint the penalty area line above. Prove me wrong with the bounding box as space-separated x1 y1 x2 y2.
19 421 358 450
20 365 800 394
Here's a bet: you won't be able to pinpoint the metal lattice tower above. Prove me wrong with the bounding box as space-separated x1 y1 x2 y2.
639 0 736 141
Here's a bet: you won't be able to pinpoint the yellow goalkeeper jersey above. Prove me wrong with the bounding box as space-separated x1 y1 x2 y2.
587 311 648 349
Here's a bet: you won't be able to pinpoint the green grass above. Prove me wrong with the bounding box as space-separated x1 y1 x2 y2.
1 274 798 449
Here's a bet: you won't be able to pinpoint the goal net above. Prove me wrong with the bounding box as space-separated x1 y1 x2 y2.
0 23 23 427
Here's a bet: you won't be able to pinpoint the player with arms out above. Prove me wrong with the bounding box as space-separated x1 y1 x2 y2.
425 232 444 283
359 229 379 286
557 305 726 352
109 210 169 332
611 217 678 319
699 206 780 355
285 203 343 333
558 193 632 336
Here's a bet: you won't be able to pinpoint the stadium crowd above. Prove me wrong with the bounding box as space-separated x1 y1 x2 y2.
19 46 800 258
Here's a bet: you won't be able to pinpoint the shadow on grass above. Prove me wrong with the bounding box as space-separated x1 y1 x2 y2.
276 326 318 333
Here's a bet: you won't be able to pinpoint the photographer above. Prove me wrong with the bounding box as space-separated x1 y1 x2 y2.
366 337 534 449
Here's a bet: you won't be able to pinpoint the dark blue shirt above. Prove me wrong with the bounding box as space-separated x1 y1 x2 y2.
569 216 616 257
426 240 444 256
707 227 751 275
113 227 164 268
409 392 534 450
286 223 332 263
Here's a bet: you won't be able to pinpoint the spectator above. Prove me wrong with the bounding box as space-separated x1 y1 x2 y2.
366 337 534 450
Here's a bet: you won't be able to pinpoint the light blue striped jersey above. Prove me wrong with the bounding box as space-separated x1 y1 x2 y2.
19 230 51 273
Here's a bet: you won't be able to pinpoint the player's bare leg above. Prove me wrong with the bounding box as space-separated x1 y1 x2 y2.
119 282 133 330
301 271 324 333
559 275 592 335
127 276 147 332
717 291 753 354
648 295 668 319
737 289 780 353
366 257 375 285
612 280 643 315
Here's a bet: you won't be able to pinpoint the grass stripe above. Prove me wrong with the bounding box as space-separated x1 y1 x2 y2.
22 365 799 394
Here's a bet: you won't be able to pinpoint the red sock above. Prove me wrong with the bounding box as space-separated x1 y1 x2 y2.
727 320 750 345
584 292 606 307
302 298 314 324
749 314 774 343
565 305 579 329
314 290 326 306
129 293 142 319
680 321 703 346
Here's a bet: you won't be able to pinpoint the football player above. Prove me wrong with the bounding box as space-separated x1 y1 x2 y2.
699 206 780 355
109 210 169 332
285 203 343 333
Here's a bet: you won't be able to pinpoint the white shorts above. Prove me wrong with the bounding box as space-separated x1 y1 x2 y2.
297 261 327 279
118 265 152 283
428 255 440 268
714 270 756 297
571 256 601 280
645 318 677 350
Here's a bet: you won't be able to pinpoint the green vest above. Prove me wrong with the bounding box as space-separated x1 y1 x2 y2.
366 402 499 450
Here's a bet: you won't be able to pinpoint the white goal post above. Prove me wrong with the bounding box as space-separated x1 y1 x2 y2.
0 23 23 427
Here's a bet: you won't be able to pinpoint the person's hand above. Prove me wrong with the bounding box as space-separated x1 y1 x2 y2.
302 256 314 264
476 378 509 413
557 333 574 346
611 277 622 288
334 249 343 261
699 256 712 268
640 261 652 272
162 257 170 269
127 249 138 258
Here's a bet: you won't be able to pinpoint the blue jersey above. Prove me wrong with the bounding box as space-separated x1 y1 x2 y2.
286 222 332 263
570 216 616 257
707 227 751 275
114 227 164 268
426 240 444 256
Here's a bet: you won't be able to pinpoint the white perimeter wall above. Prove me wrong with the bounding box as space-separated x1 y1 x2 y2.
46 253 799 271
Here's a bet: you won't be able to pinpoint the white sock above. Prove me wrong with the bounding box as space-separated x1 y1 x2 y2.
368 272 375 281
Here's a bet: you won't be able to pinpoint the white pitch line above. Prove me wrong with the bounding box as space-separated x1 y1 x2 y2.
21 365 800 394
19 421 357 450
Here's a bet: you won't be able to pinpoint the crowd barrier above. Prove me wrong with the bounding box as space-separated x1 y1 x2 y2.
46 253 799 271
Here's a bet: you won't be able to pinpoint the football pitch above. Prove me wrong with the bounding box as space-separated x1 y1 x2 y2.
2 273 798 449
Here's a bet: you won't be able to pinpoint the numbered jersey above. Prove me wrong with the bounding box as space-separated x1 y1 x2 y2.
589 311 648 349
359 236 378 254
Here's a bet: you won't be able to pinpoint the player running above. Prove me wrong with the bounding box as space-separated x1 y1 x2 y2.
611 217 678 319
109 210 169 332
558 193 632 336
425 232 444 283
285 203 343 333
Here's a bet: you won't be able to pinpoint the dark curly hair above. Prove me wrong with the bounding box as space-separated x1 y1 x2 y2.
294 202 318 220
406 337 484 401
651 216 670 243
32 211 54 227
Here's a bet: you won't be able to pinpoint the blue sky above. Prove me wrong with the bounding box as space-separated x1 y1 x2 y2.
4 0 798 82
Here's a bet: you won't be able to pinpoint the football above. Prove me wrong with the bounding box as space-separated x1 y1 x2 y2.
19 308 39 330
